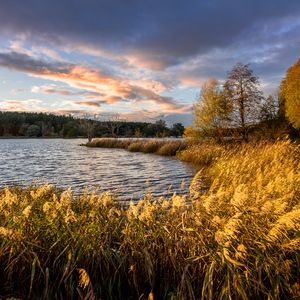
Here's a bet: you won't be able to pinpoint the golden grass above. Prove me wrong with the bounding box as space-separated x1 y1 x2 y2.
86 138 187 156
86 138 131 149
1 140 299 299
177 140 234 167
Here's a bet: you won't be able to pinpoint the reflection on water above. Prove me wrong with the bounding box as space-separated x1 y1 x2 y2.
0 139 198 201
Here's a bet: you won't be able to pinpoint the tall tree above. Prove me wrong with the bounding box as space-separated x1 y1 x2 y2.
194 79 232 141
224 63 264 141
259 94 278 121
280 58 300 129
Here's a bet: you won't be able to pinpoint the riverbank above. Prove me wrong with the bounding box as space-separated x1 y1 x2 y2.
86 138 188 156
1 140 299 299
0 136 86 139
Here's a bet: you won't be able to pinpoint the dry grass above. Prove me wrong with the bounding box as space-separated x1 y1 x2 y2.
86 138 187 156
177 140 235 167
86 138 130 149
1 140 299 299
157 140 187 156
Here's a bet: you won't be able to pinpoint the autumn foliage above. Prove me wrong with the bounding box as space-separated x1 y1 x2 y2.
280 58 300 129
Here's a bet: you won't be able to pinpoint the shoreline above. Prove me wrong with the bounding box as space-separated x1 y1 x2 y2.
0 136 86 139
0 140 299 298
85 137 188 157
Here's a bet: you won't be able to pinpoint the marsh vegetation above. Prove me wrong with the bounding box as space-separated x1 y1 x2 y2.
1 140 299 299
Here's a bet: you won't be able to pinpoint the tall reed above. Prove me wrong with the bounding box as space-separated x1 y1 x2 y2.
86 138 187 156
0 141 299 299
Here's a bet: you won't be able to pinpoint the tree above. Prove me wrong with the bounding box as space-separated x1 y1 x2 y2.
280 58 300 129
259 95 278 121
170 123 185 137
103 114 125 137
154 119 169 137
79 115 97 142
63 121 80 138
194 79 232 141
26 124 41 137
183 126 200 139
224 63 264 141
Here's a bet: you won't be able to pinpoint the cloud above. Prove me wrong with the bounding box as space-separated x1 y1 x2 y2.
31 85 76 96
0 51 188 113
9 37 63 62
31 84 105 99
72 101 102 108
0 99 42 111
117 109 193 126
0 0 299 69
0 51 71 74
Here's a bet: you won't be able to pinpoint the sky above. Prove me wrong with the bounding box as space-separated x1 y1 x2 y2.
0 0 299 125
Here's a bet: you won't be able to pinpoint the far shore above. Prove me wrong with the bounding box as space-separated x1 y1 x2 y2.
0 136 86 139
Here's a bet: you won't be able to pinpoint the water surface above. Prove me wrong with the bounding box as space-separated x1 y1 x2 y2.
0 139 197 201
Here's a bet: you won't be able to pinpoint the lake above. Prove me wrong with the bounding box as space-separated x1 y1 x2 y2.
0 139 198 201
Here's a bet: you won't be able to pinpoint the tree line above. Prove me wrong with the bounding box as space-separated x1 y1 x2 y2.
189 59 300 142
0 111 185 138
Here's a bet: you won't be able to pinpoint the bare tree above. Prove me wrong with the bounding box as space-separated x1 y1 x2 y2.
101 114 126 137
79 114 98 142
224 63 264 141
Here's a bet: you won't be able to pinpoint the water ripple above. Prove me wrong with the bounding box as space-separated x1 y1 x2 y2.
0 139 198 201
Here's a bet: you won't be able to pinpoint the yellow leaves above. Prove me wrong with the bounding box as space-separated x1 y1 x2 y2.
280 58 300 129
183 125 199 138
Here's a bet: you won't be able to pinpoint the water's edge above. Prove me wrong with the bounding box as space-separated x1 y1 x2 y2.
0 139 198 201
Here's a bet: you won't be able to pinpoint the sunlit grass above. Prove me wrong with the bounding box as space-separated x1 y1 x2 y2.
86 138 187 156
1 140 299 299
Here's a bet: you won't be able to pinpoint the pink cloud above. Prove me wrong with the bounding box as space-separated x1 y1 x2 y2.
0 51 190 115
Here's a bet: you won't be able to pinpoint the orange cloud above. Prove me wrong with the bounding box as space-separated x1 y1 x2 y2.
0 51 190 115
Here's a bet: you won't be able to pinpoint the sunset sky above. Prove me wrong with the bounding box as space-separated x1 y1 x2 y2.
0 0 299 125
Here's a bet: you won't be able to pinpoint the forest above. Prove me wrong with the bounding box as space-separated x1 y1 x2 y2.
0 111 184 138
